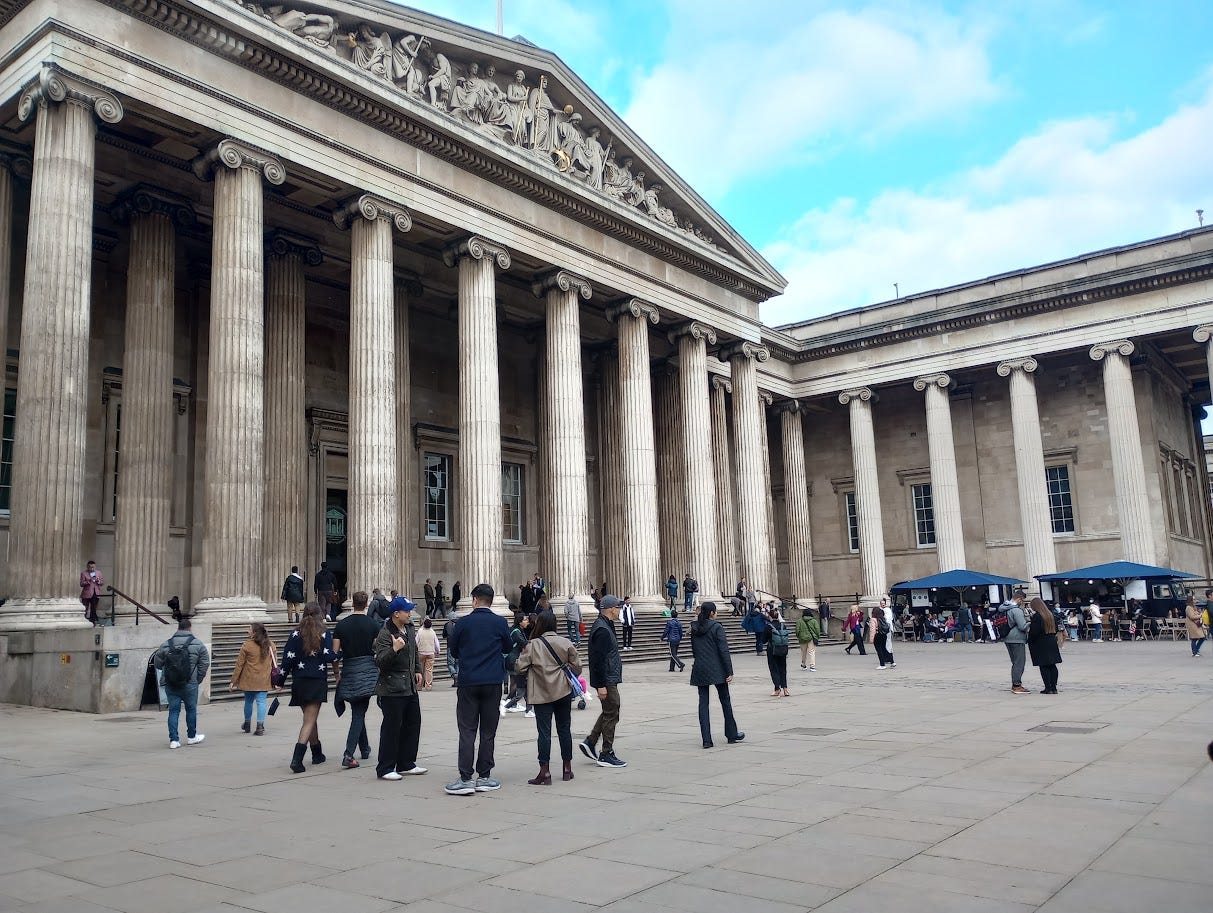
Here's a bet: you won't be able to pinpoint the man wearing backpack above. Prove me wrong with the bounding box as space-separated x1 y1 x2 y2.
153 617 210 749
764 610 791 697
682 574 697 612
1001 589 1030 694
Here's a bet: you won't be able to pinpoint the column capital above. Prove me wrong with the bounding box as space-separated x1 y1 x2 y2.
394 271 424 298
667 320 717 347
1194 325 1213 345
710 374 732 394
996 356 1038 377
442 234 511 270
0 146 33 180
1090 339 1135 362
532 268 592 300
18 65 123 125
912 372 953 392
773 398 801 416
838 386 876 406
192 138 285 185
605 297 659 325
758 390 774 408
719 340 769 363
110 185 196 228
334 193 412 232
265 230 323 266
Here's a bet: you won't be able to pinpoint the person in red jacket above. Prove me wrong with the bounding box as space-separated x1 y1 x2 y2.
79 560 105 625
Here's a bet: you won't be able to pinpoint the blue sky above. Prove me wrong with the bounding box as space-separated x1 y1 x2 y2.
394 1 1213 326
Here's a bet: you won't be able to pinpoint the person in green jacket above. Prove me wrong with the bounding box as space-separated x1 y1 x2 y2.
796 610 822 671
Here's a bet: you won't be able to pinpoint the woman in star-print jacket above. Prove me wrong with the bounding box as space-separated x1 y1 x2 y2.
281 602 341 773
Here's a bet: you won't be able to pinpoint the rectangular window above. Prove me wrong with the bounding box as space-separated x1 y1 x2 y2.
502 462 523 544
0 389 14 512
844 491 859 553
423 452 450 541
912 482 936 547
1046 465 1075 534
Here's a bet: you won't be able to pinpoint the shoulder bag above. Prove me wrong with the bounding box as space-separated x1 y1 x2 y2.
537 635 585 698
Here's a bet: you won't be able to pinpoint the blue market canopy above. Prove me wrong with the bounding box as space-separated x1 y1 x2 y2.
890 569 1026 591
1036 561 1200 582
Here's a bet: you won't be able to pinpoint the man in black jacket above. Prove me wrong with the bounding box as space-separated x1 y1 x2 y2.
281 566 306 623
314 563 337 614
580 595 627 768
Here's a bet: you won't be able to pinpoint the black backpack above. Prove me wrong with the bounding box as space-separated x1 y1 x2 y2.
162 635 194 688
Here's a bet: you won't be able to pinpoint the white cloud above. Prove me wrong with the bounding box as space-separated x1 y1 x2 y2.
761 74 1213 326
622 3 999 197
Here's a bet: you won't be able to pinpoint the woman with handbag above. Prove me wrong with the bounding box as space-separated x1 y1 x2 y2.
844 607 867 656
281 603 338 773
228 622 275 735
1027 596 1062 693
689 602 744 748
503 613 531 714
514 609 582 784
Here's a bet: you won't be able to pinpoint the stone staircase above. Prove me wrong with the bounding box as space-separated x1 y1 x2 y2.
208 612 842 700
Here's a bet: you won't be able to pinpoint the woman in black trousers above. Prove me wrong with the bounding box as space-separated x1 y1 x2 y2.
689 603 744 748
763 611 791 697
1027 596 1062 694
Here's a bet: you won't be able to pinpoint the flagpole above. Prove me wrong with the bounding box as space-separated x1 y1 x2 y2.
496 0 503 35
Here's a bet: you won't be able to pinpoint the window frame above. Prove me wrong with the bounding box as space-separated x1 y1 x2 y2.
911 481 937 548
501 461 524 544
844 490 859 553
1045 463 1076 535
422 450 453 543
0 387 14 514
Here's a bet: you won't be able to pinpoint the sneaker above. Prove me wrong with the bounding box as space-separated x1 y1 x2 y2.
524 710 535 718
379 771 403 781
341 756 359 769
169 740 181 750
800 663 807 669
400 765 427 775
889 663 897 668
597 752 627 768
1011 685 1029 694
187 734 206 745
878 665 887 670
809 665 816 671
578 739 598 761
444 779 476 795
727 733 746 744
474 776 502 791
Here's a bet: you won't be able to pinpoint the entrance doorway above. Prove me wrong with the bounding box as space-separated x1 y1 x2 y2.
325 488 348 603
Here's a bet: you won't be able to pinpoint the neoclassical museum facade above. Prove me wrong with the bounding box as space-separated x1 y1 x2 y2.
0 0 1212 632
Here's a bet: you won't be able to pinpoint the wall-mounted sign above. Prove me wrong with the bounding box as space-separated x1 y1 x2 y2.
326 505 347 545
104 653 120 668
60 654 71 664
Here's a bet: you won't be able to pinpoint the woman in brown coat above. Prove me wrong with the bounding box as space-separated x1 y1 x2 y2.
1184 594 1206 656
514 610 581 785
229 622 276 734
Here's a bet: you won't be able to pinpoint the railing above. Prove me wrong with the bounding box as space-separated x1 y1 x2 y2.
106 585 171 625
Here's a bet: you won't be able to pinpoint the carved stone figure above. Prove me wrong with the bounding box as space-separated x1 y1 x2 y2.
451 61 485 124
427 51 452 108
556 111 589 175
602 149 631 198
479 65 515 129
266 7 338 48
392 34 427 95
583 127 606 190
643 184 679 228
624 167 646 206
528 74 558 153
349 24 389 78
507 70 530 145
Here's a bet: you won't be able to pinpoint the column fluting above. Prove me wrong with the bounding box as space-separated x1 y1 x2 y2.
2 69 122 630
606 299 662 602
262 233 318 607
996 358 1056 582
598 348 626 595
535 270 592 599
710 375 739 597
777 401 816 606
723 343 773 597
192 138 284 620
395 279 419 594
654 365 688 582
758 391 778 591
914 373 966 572
1090 340 1155 565
444 237 510 600
0 156 19 378
673 323 720 599
839 387 886 607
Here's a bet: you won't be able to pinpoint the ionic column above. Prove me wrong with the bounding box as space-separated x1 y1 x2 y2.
337 196 411 597
996 358 1056 581
1 68 122 631
758 390 778 591
1090 340 1154 565
191 138 284 620
653 364 688 581
443 237 510 601
671 322 720 599
395 277 421 593
913 373 966 572
776 401 816 606
262 232 320 606
721 342 773 596
839 387 886 607
0 153 27 373
597 348 626 594
1194 327 1213 400
605 299 662 602
534 269 593 599
111 188 194 614
710 375 738 596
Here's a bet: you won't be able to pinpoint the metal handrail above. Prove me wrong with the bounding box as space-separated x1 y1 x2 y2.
106 585 170 625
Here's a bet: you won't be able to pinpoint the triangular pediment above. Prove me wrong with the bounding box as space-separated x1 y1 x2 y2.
218 0 785 295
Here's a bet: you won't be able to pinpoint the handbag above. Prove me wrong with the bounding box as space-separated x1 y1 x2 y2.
537 634 585 699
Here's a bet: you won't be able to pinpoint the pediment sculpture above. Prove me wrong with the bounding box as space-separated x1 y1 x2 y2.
228 0 726 254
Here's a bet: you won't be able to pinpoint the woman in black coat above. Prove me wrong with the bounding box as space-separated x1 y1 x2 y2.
689 603 744 749
1027 596 1062 694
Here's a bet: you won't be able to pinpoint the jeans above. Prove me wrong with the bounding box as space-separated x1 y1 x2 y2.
456 684 501 780
242 690 268 724
1005 642 1026 686
754 633 764 654
446 653 458 683
767 653 788 689
587 683 621 754
166 683 199 742
622 624 634 649
684 593 693 611
533 694 573 764
566 617 581 645
376 694 421 776
697 682 738 745
955 623 974 643
1090 623 1102 641
1191 637 1205 656
344 696 371 759
668 641 684 671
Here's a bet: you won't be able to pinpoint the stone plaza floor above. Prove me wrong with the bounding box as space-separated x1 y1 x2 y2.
0 638 1210 913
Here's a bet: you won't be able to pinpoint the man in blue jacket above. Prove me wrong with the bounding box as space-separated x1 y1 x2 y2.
444 583 512 795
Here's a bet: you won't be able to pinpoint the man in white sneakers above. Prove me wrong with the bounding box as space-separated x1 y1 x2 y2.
154 616 209 749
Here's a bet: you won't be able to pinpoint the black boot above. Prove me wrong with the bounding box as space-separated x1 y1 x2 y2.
290 743 307 774
310 741 326 765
